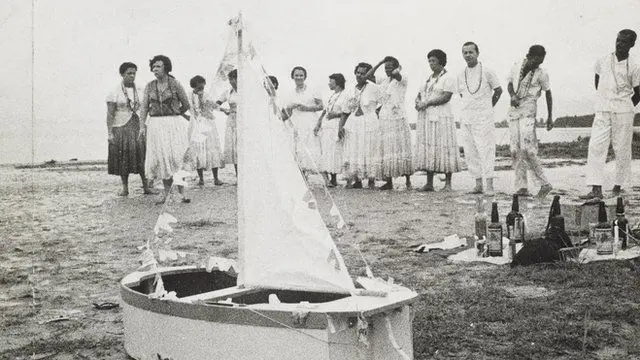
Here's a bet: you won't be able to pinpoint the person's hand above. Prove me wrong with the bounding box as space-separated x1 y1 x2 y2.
415 101 428 111
510 95 520 108
313 125 321 136
338 127 345 140
108 132 114 144
392 68 400 76
546 117 553 131
221 108 230 116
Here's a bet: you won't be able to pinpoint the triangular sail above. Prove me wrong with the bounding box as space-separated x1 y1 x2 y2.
228 17 354 293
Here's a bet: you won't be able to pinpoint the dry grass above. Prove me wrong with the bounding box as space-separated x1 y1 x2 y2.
1 161 640 359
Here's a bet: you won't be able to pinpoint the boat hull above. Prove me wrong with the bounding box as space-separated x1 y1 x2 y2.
121 266 417 360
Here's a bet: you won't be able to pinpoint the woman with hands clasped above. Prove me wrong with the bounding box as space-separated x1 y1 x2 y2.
284 66 324 178
413 49 461 192
313 73 349 187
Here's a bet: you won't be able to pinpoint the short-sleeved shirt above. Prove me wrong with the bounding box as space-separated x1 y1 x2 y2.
143 77 189 117
106 83 142 127
191 90 216 119
457 63 501 123
419 71 456 118
594 53 640 113
377 76 408 120
507 60 550 117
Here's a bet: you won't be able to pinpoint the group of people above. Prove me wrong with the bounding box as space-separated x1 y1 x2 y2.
106 29 640 203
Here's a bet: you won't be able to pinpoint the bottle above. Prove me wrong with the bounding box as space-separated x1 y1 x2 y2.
613 197 628 250
487 201 503 257
546 195 572 248
474 198 487 240
595 201 613 255
506 194 525 243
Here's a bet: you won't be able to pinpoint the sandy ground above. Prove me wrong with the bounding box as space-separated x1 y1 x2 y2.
1 158 640 359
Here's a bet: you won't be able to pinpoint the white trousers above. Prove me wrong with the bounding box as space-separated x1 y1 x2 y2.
460 120 496 179
509 116 550 189
585 112 634 187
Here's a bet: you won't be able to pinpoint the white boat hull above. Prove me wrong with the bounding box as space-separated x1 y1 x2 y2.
121 266 418 360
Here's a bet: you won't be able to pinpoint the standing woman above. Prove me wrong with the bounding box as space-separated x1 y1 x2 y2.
314 73 349 187
139 55 192 204
106 62 154 196
215 69 239 176
189 75 224 186
414 49 461 191
343 62 382 189
367 56 412 190
284 66 324 176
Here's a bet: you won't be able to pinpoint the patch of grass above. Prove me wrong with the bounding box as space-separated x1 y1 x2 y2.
410 258 640 359
0 336 121 359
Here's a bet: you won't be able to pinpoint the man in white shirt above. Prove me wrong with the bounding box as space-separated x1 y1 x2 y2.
506 45 554 198
457 42 503 194
581 29 640 201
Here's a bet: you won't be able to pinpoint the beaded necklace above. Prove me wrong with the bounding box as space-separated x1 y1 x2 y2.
464 62 483 95
516 59 536 98
121 82 139 113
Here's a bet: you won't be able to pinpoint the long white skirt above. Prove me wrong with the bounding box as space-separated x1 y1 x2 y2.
414 110 461 173
189 116 224 169
343 112 381 179
145 115 191 180
379 116 413 178
319 119 344 173
224 113 237 165
290 110 321 171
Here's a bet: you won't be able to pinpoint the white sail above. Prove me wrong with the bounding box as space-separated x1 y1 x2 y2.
231 19 354 293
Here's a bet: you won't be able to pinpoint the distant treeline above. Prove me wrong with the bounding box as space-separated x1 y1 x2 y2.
495 113 640 128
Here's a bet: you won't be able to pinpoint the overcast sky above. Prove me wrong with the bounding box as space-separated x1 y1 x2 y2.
0 0 638 164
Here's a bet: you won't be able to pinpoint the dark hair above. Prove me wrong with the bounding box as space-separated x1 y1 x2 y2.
190 75 206 88
462 41 479 53
267 75 278 90
119 62 137 75
619 29 637 43
427 49 447 67
354 62 372 74
149 55 172 73
329 73 346 89
290 66 307 79
228 69 238 79
527 45 546 57
383 56 400 69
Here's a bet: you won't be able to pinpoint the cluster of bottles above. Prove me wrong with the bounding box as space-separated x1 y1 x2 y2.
474 194 524 259
474 194 630 259
593 197 629 255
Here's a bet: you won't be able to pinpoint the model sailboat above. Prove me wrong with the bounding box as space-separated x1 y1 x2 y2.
120 15 418 360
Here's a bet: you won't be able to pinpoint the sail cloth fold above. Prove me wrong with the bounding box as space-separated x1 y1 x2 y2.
230 18 354 294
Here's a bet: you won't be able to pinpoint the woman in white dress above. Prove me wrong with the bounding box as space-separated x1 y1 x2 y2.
366 56 413 190
215 69 239 176
189 75 224 186
343 62 382 189
313 73 349 187
283 66 324 176
139 55 192 204
414 49 461 191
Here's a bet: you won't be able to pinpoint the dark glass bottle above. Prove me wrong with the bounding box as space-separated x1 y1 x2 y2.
487 202 503 257
506 194 525 243
614 197 628 250
474 198 487 240
595 201 613 255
